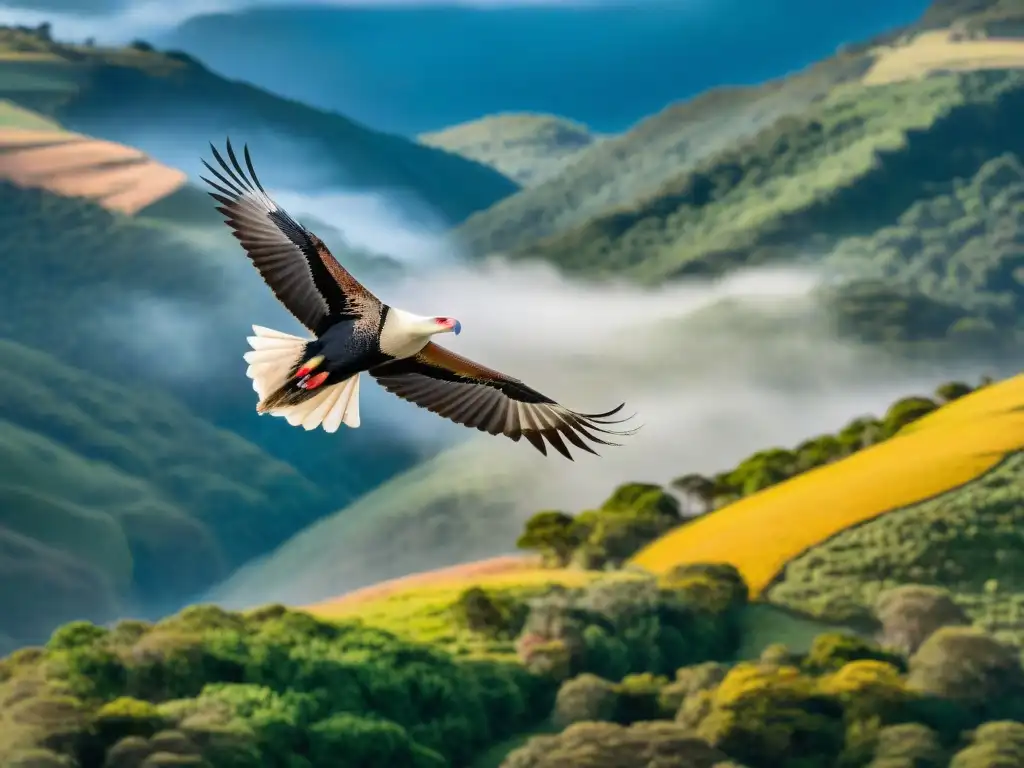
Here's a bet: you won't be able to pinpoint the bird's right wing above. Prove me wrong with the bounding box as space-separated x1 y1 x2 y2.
201 139 381 334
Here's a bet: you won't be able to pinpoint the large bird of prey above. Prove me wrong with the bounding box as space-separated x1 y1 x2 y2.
200 139 636 459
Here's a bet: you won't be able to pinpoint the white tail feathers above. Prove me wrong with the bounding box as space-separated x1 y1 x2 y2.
242 325 361 433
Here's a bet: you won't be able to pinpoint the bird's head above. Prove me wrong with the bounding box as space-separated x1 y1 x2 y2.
428 316 462 336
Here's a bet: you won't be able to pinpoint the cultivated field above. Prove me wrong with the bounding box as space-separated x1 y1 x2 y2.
629 374 1024 595
864 29 1024 85
0 128 187 215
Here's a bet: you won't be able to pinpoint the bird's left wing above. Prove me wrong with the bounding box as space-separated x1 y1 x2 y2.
370 342 637 459
201 139 381 335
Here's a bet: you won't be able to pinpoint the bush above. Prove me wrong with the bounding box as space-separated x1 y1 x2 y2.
873 585 970 656
552 673 619 727
501 721 728 768
614 673 667 724
694 663 846 768
802 632 907 674
907 627 1024 717
94 697 171 747
451 587 528 639
867 722 946 767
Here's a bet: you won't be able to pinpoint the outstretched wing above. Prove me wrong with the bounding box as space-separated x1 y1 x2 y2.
370 343 637 459
201 139 381 335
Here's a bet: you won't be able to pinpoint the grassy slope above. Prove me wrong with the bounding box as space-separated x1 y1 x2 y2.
0 339 327 649
419 113 600 187
491 71 1024 278
302 556 848 664
630 373 1024 595
766 451 1024 646
0 27 517 224
455 54 871 258
210 440 539 608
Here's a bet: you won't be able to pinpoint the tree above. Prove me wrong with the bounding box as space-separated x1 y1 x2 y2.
516 511 582 567
934 381 973 403
670 473 717 515
881 396 938 438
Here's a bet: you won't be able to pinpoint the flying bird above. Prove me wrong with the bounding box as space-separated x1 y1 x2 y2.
200 139 636 459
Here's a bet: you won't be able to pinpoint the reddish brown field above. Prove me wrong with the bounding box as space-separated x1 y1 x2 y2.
0 128 186 215
305 554 542 613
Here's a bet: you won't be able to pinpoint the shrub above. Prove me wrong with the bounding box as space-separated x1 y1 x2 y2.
867 722 946 767
451 587 528 639
502 721 728 768
552 673 619 727
907 627 1024 717
873 585 970 656
614 673 668 724
802 632 907 674
694 663 846 768
94 697 171 747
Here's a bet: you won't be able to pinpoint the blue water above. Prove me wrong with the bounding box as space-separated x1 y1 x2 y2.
161 0 931 136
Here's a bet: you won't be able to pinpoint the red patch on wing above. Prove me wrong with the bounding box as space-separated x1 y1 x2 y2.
303 371 329 390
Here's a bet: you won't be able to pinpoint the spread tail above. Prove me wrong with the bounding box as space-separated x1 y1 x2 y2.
243 325 361 432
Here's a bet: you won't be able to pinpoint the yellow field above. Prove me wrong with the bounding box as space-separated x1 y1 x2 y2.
864 30 1024 86
630 374 1024 596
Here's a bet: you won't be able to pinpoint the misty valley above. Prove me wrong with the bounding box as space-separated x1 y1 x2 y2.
2 1 1024 767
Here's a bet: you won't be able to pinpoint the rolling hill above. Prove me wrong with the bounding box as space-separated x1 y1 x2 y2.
0 25 517 224
419 114 601 187
0 338 327 652
630 373 1024 598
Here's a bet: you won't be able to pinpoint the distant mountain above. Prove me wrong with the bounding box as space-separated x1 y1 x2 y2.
160 0 932 136
419 113 601 187
0 26 517 224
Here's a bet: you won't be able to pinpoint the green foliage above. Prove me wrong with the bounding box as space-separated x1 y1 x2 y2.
452 587 529 640
907 627 1024 717
0 605 549 768
501 720 729 768
880 397 939 439
802 633 907 675
515 511 582 567
516 572 746 683
457 53 868 262
516 483 682 570
765 453 1024 644
694 663 847 768
658 563 749 615
666 384 968 518
949 720 1024 768
94 697 171 746
552 673 619 727
866 722 946 768
874 585 971 656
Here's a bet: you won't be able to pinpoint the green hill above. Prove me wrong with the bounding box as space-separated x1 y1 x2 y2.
0 25 518 224
0 338 330 651
419 113 601 187
454 54 872 258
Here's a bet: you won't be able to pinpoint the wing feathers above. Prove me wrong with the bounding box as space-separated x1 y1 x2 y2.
370 342 637 459
201 138 381 334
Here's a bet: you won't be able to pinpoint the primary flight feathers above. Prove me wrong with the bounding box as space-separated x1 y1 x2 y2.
201 138 637 459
